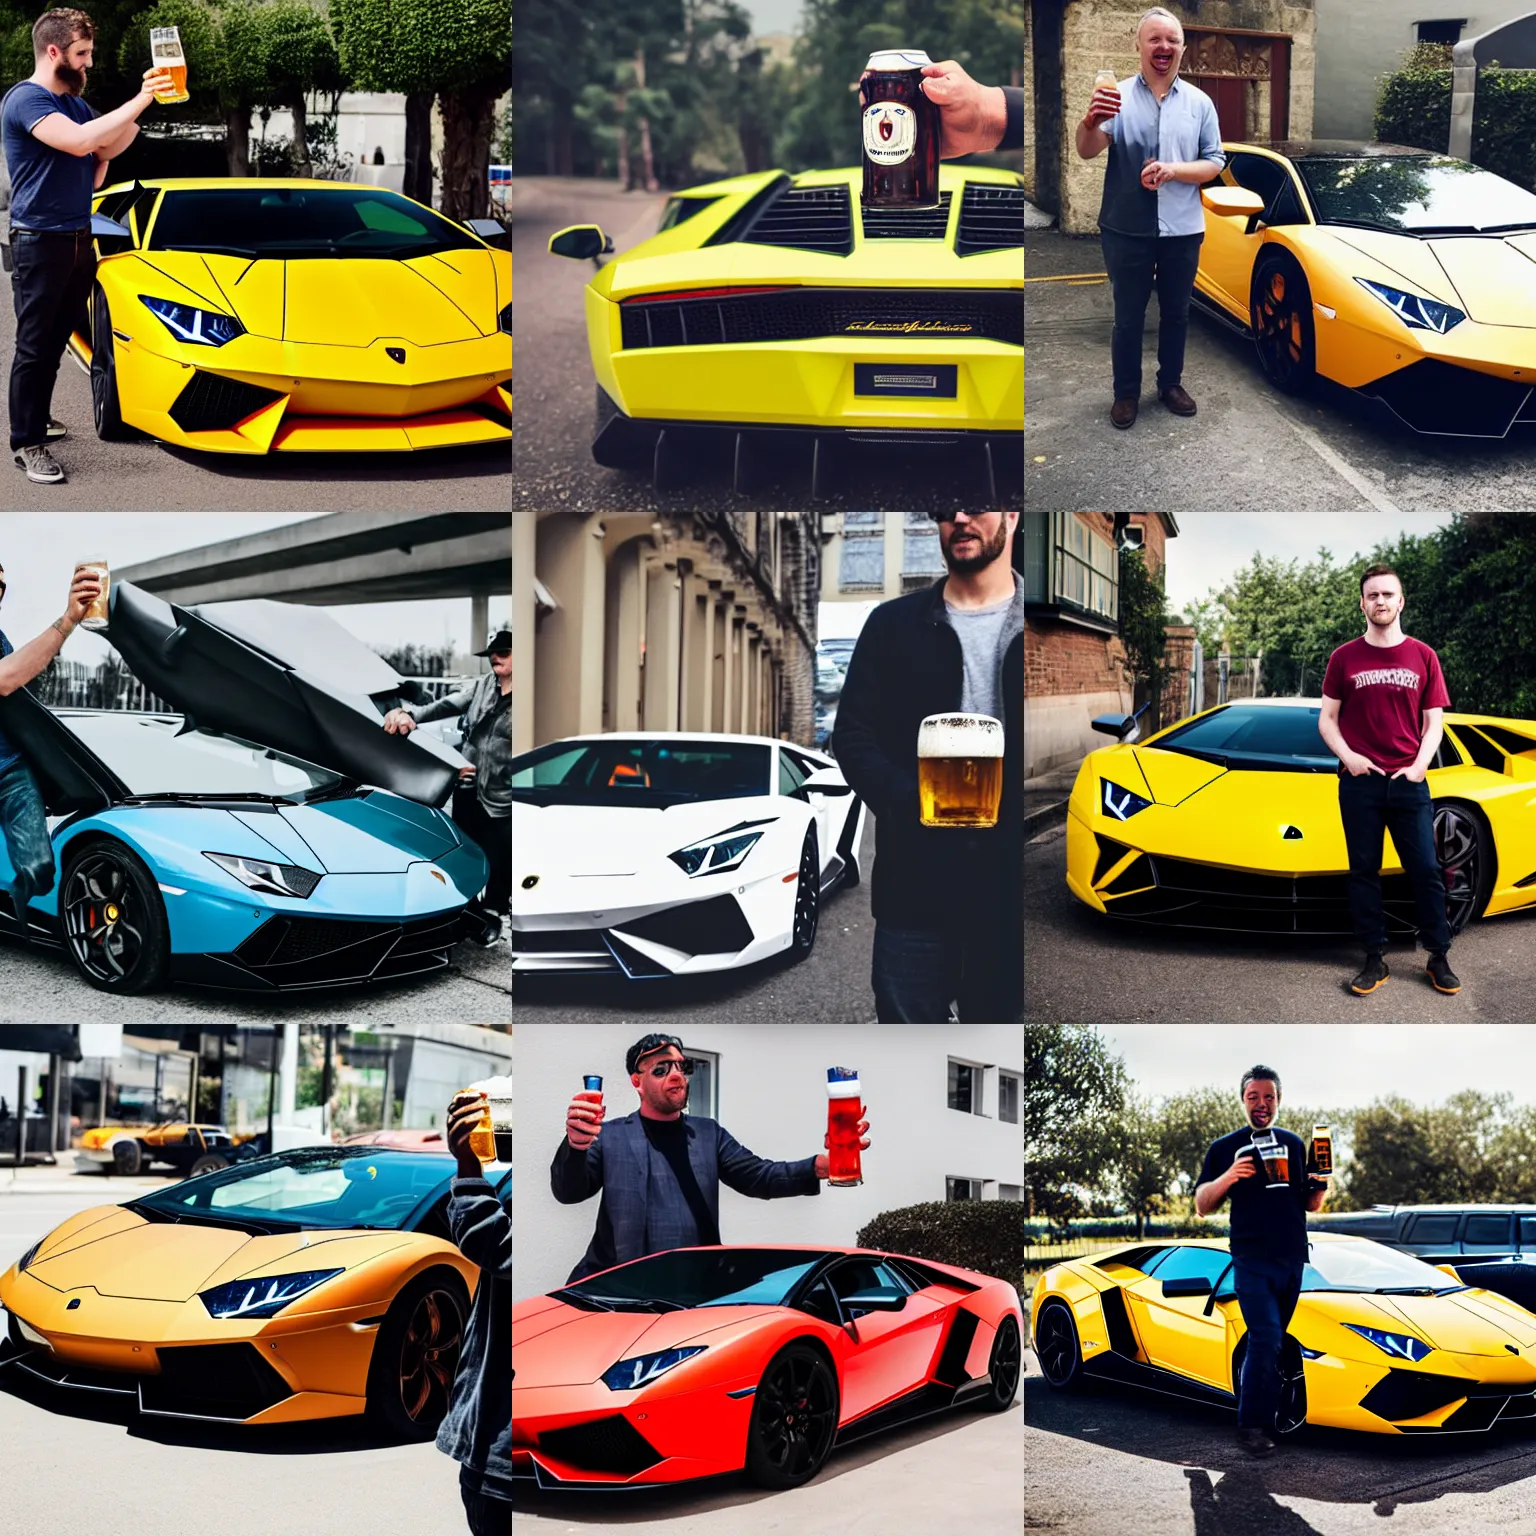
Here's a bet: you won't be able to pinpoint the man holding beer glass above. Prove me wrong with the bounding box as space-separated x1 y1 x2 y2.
833 510 1022 1022
551 1034 870 1283
1195 1066 1327 1457
1 9 175 483
1074 7 1224 429
0 559 103 942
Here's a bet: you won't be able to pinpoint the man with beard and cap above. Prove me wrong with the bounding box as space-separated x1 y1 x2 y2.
1195 1066 1328 1458
1 10 173 484
383 624 511 944
551 1034 870 1283
833 510 1022 1022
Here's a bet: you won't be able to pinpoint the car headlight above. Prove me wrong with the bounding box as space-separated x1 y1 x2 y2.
140 295 245 347
601 1344 706 1391
1355 279 1465 335
1101 779 1152 821
1342 1323 1432 1362
204 853 323 898
668 826 767 877
499 302 511 335
198 1268 345 1319
1298 1344 1326 1360
16 1240 42 1273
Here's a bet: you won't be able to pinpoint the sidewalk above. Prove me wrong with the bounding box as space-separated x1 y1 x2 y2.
0 1161 171 1195
1023 764 1079 839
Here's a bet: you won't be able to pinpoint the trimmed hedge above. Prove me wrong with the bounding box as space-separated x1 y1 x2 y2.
1376 45 1536 191
858 1200 1025 1284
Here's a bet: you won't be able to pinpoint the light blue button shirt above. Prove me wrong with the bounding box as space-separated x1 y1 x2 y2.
1101 74 1225 237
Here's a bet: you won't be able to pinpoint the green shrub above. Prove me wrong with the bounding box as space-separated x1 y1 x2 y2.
858 1200 1025 1286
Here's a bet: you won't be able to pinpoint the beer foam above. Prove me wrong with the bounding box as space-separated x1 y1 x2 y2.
467 1074 514 1099
917 714 1003 758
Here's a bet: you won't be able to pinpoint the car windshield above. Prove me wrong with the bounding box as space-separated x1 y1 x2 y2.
1155 705 1337 770
58 712 343 799
1299 154 1536 233
555 1249 827 1312
1302 1240 1467 1294
512 739 772 807
128 1149 455 1232
147 186 483 258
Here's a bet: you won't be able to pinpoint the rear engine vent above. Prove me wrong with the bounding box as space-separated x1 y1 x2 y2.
168 372 284 434
862 193 952 240
956 184 1026 255
741 185 854 255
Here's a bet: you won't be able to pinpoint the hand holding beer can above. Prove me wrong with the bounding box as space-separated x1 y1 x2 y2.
918 713 1004 827
149 26 189 103
860 48 941 209
76 556 109 631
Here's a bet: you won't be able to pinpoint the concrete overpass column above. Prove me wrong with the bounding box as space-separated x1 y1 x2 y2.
470 591 490 672
643 559 681 730
534 513 607 744
511 513 536 753
708 588 726 731
682 570 710 731
280 1022 300 1119
607 541 645 733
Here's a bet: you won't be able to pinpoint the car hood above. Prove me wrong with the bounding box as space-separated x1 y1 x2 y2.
512 1299 783 1386
511 798 786 877
104 581 464 807
22 1204 409 1302
130 249 504 344
1328 227 1536 326
1303 1288 1536 1355
218 796 462 874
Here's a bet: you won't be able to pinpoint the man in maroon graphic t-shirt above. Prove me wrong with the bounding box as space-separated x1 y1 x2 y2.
1318 563 1456 999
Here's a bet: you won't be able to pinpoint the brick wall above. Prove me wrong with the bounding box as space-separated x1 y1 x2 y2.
1026 615 1128 699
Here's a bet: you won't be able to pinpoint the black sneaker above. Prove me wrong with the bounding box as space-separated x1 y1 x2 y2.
14 444 64 483
1237 1427 1275 1457
1350 953 1390 995
1427 953 1461 994
45 418 67 441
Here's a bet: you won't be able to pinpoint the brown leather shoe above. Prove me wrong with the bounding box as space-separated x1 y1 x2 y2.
1110 398 1138 429
1160 384 1197 417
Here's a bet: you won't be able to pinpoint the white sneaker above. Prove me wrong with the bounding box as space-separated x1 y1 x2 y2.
14 445 64 483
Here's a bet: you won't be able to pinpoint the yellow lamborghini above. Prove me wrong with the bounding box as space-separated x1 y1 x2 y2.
548 164 1024 497
1067 698 1536 934
70 178 511 453
0 1146 508 1437
1197 141 1536 436
1033 1234 1536 1435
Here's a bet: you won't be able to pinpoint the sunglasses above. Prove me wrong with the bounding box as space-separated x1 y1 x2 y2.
641 1056 694 1079
929 511 1002 524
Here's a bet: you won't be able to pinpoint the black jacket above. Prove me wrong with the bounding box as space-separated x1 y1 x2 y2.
832 574 1023 927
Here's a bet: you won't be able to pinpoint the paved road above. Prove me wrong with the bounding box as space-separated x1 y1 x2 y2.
513 176 1020 513
0 284 510 512
1024 229 1536 513
511 818 881 1023
0 936 511 1026
1023 822 1536 1023
515 1402 1022 1534
1025 1348 1536 1535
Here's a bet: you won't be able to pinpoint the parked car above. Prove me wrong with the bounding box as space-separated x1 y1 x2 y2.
75 1122 242 1177
1308 1204 1536 1262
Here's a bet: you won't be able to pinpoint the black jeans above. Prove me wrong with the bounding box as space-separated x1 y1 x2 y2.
453 785 510 915
459 1470 510 1536
1232 1254 1304 1431
1337 770 1451 954
1099 229 1203 400
8 226 95 451
871 921 1023 1023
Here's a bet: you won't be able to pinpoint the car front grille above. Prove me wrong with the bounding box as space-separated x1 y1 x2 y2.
228 912 458 987
168 372 286 433
619 287 1023 351
140 1342 293 1420
537 1414 664 1475
614 893 755 956
1359 1367 1478 1424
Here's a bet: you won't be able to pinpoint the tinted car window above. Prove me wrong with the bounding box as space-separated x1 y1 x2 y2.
1465 1216 1512 1245
1457 728 1508 774
1226 152 1290 208
829 1259 914 1298
1156 705 1336 768
778 750 810 796
1404 1214 1460 1244
1147 1247 1230 1284
1519 1217 1536 1245
1297 154 1536 232
512 739 771 807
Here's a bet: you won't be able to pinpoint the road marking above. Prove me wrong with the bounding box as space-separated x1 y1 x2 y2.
1025 272 1109 283
1277 413 1404 514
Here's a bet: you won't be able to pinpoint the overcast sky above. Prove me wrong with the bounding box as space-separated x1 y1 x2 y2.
1099 1024 1536 1110
742 0 801 35
1163 513 1454 615
0 514 507 668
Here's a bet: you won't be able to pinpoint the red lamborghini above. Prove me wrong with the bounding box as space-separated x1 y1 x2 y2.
511 1244 1022 1490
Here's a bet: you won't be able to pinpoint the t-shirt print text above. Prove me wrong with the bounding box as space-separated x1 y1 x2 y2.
1350 667 1422 688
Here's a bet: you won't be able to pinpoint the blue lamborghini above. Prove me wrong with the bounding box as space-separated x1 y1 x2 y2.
0 583 490 993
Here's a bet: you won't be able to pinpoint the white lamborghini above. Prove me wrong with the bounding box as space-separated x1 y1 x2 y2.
510 733 866 977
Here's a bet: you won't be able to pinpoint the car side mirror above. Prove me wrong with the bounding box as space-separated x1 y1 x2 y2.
462 217 509 251
796 768 851 799
1091 712 1141 744
841 1286 907 1313
90 211 134 256
1161 1275 1214 1298
549 224 614 262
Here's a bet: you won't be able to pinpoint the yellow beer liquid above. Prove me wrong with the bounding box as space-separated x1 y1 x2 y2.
469 1105 496 1165
919 756 1003 827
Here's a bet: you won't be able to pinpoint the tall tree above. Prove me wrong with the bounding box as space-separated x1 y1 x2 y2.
1023 1024 1127 1223
261 0 341 178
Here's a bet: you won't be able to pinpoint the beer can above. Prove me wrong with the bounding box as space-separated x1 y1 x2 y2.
860 49 941 210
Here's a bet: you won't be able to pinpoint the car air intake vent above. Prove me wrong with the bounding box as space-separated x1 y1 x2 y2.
956 184 1026 255
143 1343 294 1420
168 372 285 434
862 193 952 240
539 1414 664 1475
741 185 854 255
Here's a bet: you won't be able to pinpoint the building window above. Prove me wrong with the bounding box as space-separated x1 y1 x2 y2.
839 512 885 592
998 1184 1024 1202
901 513 944 591
1052 512 1118 623
947 1176 983 1201
687 1049 719 1119
998 1072 1020 1125
948 1060 982 1114
1417 19 1464 45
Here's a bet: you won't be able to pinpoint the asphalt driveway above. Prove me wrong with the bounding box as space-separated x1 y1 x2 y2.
1025 1347 1536 1535
1023 822 1536 1024
1024 228 1536 513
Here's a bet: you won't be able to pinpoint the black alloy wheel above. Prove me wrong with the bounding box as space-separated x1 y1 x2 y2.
1434 802 1490 935
1034 1301 1083 1390
90 284 132 440
366 1272 470 1441
790 825 820 960
1250 252 1317 395
744 1343 839 1489
61 842 169 994
979 1315 1023 1410
188 1154 229 1177
1274 1340 1309 1435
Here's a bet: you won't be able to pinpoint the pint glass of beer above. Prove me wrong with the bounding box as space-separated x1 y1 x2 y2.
1252 1131 1290 1188
825 1067 863 1187
1310 1124 1334 1178
918 713 1004 827
76 556 109 631
150 26 189 103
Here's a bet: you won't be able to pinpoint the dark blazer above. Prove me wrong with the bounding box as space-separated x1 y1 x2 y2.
550 1111 820 1283
832 573 1023 927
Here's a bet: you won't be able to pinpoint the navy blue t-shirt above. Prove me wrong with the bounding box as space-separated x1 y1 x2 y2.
2 82 97 232
0 632 18 774
1198 1125 1320 1267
